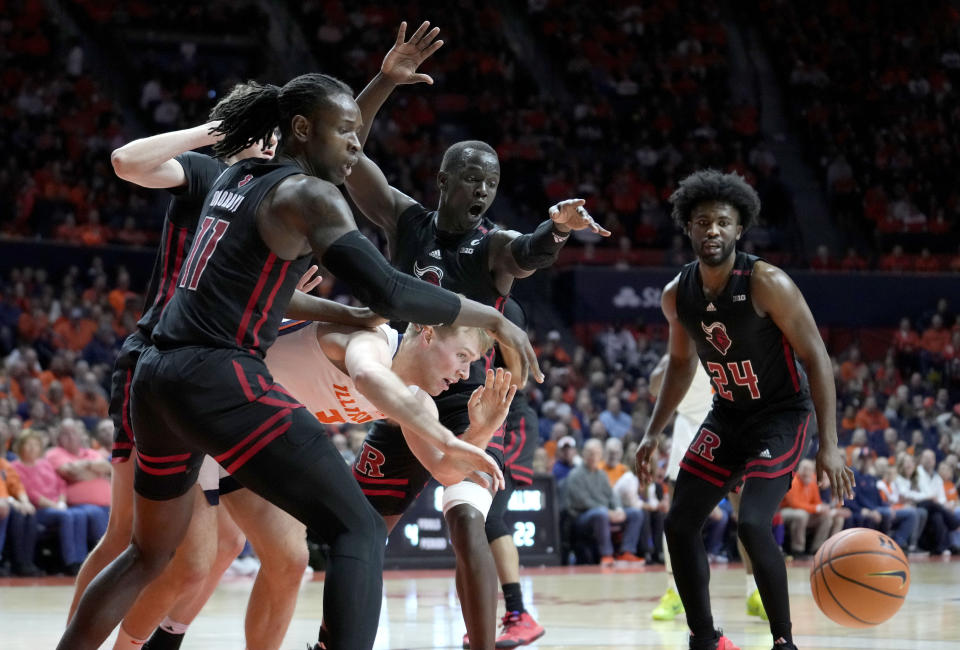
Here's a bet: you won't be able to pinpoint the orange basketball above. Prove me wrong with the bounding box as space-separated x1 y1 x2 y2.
810 527 910 627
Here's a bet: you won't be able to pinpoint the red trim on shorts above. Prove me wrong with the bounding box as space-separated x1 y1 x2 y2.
352 472 409 486
512 475 533 485
362 488 407 498
683 450 732 476
250 259 290 350
783 335 800 392
743 414 811 480
163 227 188 307
137 450 192 463
152 220 175 308
233 360 257 402
120 368 133 443
113 442 133 450
224 420 292 474
744 413 811 469
236 252 276 346
511 465 533 475
506 417 526 467
679 460 725 487
136 457 187 475
487 442 504 451
215 408 291 465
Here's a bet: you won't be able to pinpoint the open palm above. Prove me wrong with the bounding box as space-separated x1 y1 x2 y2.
381 21 444 85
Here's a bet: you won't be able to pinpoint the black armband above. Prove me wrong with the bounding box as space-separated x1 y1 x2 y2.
321 230 461 325
509 219 570 270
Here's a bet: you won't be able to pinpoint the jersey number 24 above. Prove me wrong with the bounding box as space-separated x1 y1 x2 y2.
706 360 761 401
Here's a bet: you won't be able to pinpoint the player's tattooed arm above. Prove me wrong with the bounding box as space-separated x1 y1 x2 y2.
636 277 699 483
111 121 222 189
751 262 855 501
345 21 442 242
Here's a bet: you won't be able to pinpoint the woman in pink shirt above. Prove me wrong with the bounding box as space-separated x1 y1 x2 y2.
12 430 89 574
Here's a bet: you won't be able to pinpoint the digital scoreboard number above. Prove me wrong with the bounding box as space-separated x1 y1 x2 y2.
384 475 561 569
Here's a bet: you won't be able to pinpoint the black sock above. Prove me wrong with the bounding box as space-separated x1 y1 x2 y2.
502 582 525 614
771 621 793 646
142 628 185 650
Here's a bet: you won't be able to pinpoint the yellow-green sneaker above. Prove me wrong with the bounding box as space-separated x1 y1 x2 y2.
652 587 685 621
746 589 767 621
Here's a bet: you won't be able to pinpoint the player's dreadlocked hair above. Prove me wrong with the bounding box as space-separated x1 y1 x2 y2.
669 169 761 232
210 73 353 159
440 140 498 172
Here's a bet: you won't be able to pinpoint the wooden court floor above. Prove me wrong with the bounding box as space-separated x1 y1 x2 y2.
1 557 958 649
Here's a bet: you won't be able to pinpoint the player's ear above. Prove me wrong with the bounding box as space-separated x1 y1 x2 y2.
291 114 310 142
420 325 435 344
736 224 742 240
437 171 448 192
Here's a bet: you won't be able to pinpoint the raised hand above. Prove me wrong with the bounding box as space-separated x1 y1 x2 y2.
381 20 444 85
467 368 517 440
548 198 611 236
296 264 323 294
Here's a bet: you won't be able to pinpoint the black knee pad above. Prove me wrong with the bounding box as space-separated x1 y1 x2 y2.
485 483 512 542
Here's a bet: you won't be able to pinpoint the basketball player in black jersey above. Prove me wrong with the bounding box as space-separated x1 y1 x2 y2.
59 71 541 650
635 170 855 650
342 22 609 650
67 84 390 650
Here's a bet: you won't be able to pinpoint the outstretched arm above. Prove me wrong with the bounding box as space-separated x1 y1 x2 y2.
488 199 611 288
344 332 503 489
635 278 699 482
275 176 543 383
345 21 443 241
110 121 221 188
752 262 855 502
285 265 386 327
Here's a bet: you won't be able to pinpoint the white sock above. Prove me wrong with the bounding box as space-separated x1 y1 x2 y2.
113 625 147 649
158 616 190 635
746 573 757 597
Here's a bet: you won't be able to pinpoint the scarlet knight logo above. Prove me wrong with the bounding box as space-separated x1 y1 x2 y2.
237 174 254 188
701 321 733 355
413 260 443 286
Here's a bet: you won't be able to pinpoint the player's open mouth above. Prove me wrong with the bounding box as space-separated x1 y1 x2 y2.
703 242 721 253
468 203 484 217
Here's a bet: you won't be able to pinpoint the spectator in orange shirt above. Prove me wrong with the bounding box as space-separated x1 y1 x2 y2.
38 353 78 401
76 209 110 247
107 269 137 318
854 396 890 433
879 244 911 272
72 372 109 424
111 216 149 248
845 428 870 465
600 437 629 486
0 456 42 576
54 213 81 242
839 404 857 437
780 460 848 556
914 248 942 272
893 317 920 371
53 307 98 351
839 346 866 383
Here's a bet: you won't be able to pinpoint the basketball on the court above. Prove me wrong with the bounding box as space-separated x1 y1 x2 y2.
810 528 911 627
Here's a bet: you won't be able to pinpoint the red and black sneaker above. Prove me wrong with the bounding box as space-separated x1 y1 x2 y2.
495 611 545 648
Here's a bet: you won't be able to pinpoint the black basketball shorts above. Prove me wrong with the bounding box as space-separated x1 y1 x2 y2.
131 344 318 501
678 399 814 491
109 330 152 463
502 400 538 486
353 389 505 517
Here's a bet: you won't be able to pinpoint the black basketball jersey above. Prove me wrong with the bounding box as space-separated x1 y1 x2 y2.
675 251 810 413
138 152 228 337
152 159 311 357
391 203 507 396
